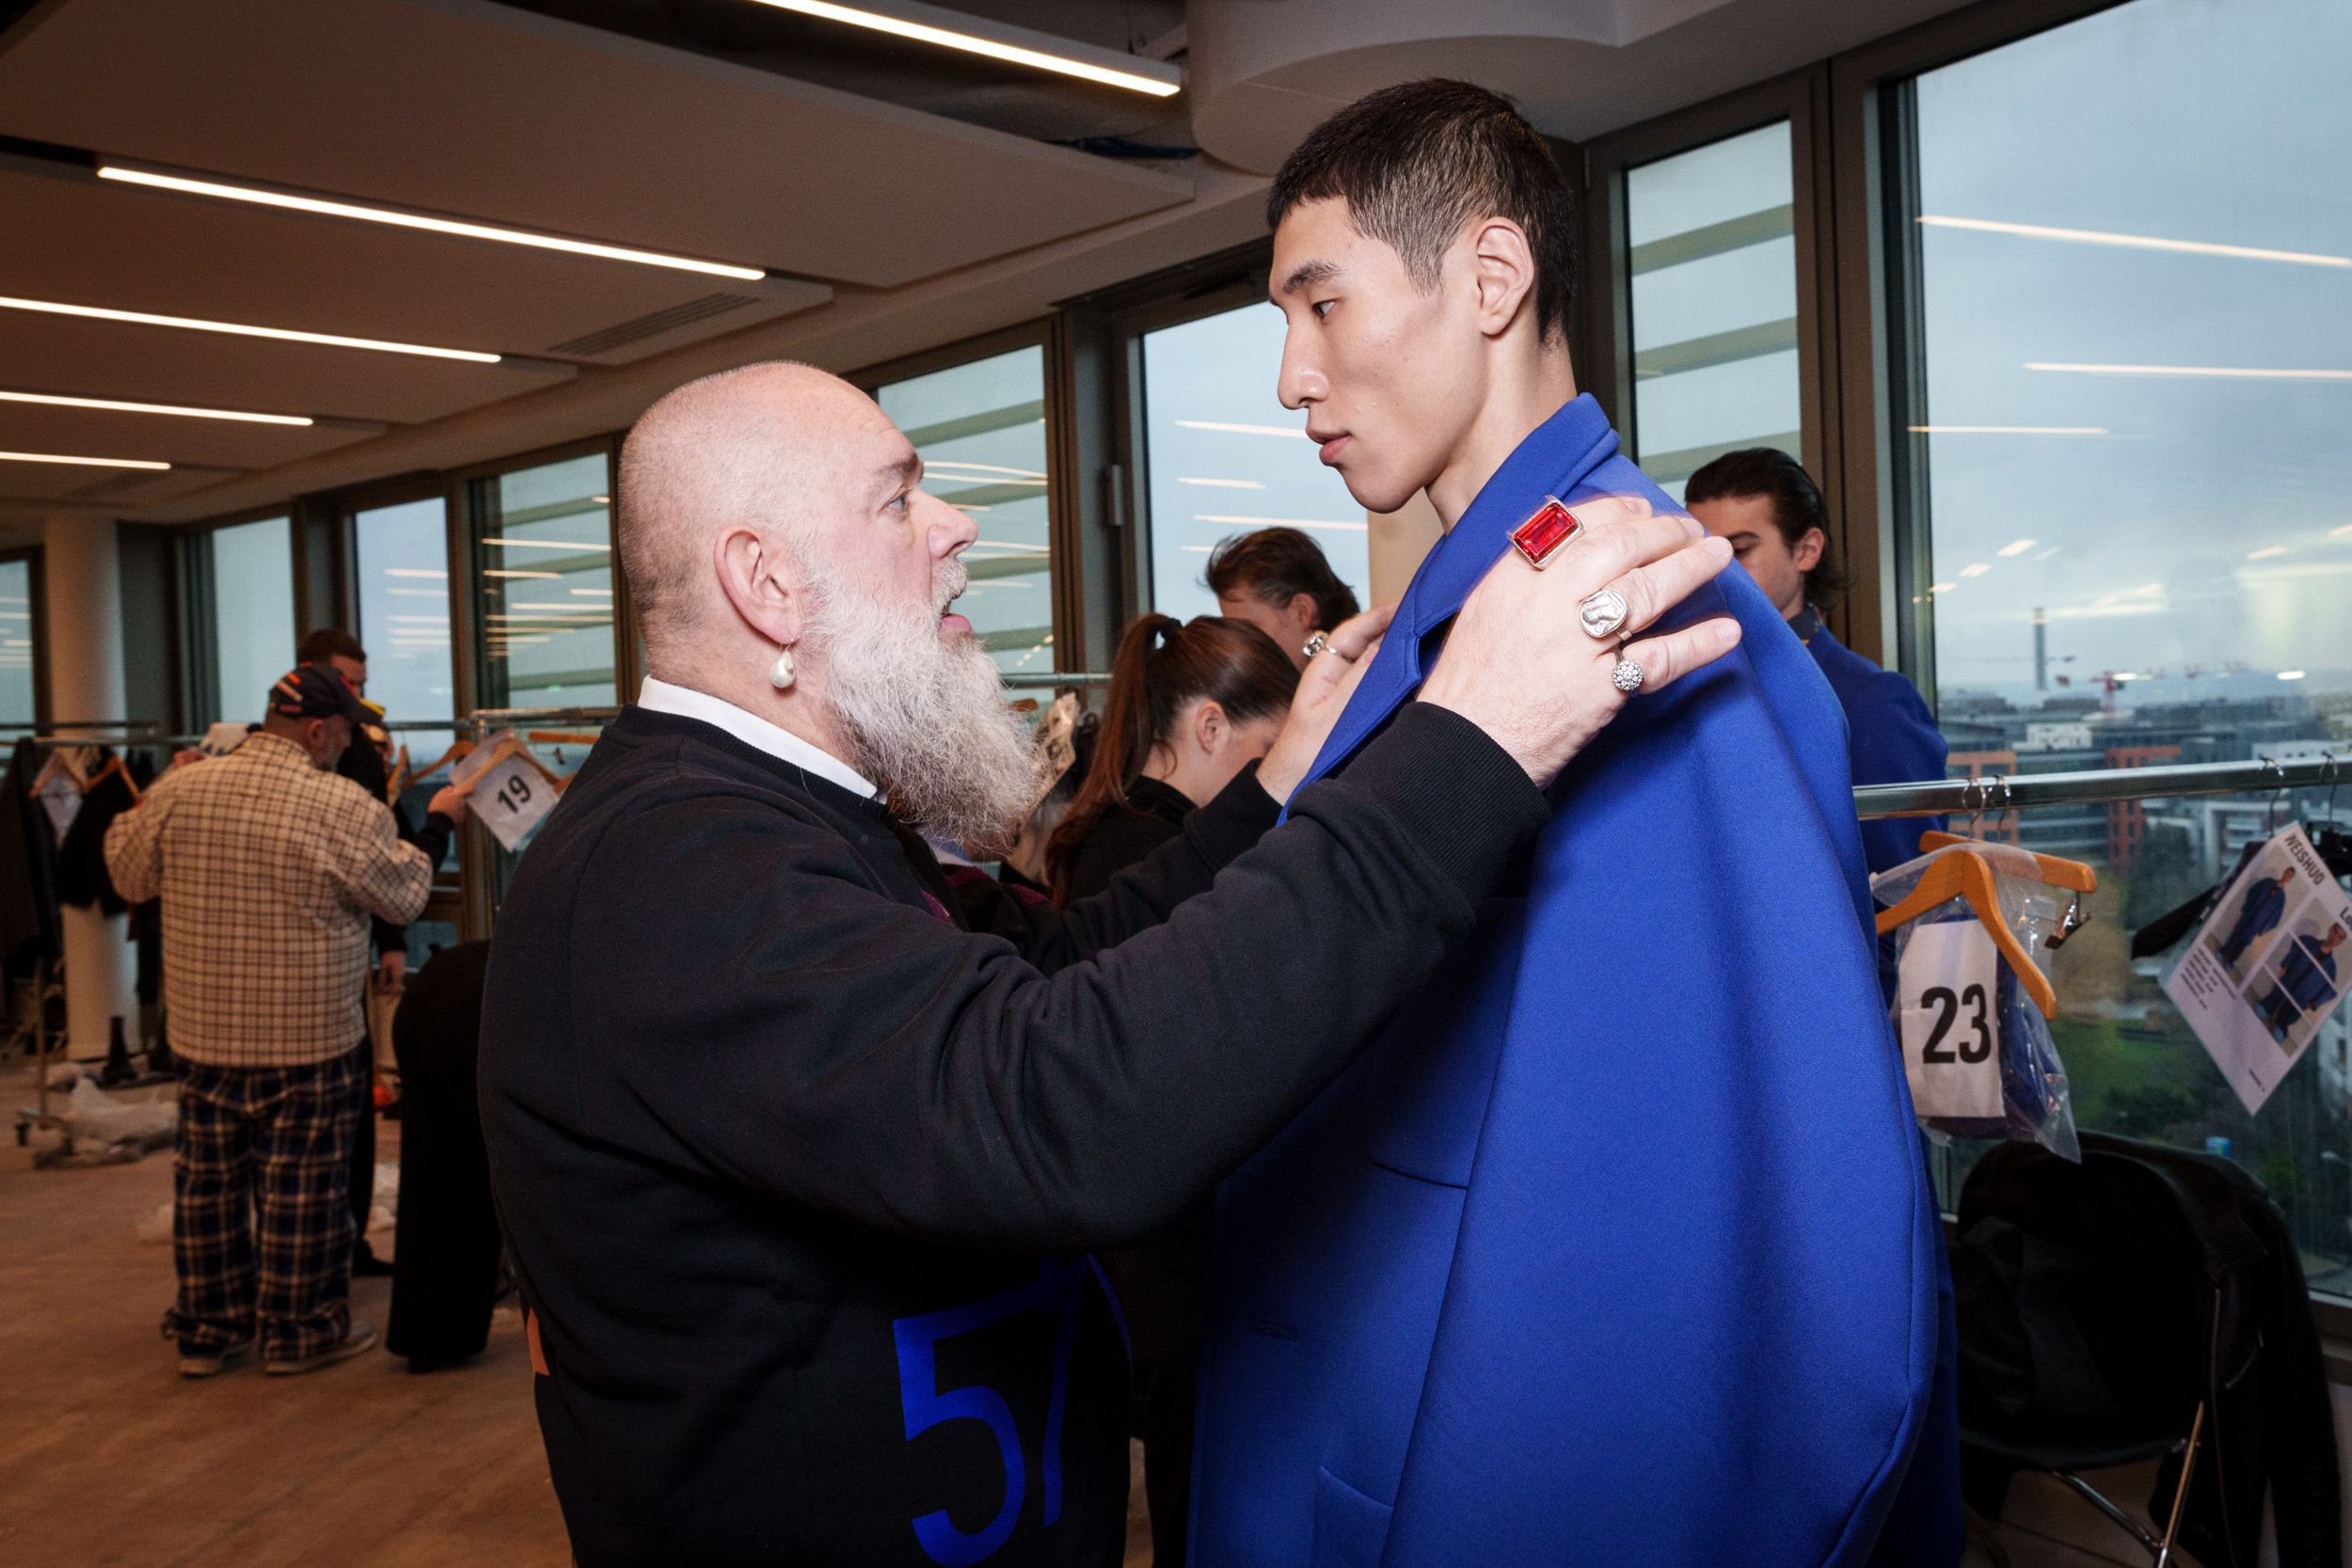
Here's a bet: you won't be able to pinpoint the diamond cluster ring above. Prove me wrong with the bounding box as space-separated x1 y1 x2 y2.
1611 657 1645 693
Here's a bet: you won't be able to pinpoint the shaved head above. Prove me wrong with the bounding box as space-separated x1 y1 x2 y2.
616 360 1036 851
618 361 882 664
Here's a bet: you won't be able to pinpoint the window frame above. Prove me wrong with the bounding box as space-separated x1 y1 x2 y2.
844 320 1082 670
1824 0 2139 693
172 502 301 729
1577 68 1842 637
0 544 52 732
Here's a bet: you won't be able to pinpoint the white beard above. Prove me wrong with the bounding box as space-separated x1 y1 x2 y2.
802 556 1037 855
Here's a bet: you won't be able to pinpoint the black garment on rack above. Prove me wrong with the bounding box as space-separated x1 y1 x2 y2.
338 728 413 959
388 941 501 1368
0 737 61 966
56 752 138 914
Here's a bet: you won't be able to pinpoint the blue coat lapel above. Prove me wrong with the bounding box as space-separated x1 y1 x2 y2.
1300 396 1642 788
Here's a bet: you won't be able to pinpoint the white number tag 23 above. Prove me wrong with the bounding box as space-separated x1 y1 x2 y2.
1898 920 2002 1119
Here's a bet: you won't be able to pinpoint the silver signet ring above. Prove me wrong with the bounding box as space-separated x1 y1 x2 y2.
1580 588 1630 641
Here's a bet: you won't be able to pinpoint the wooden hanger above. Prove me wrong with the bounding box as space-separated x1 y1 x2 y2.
1876 848 2059 1019
29 750 83 796
87 753 141 804
1917 830 2096 894
409 740 474 784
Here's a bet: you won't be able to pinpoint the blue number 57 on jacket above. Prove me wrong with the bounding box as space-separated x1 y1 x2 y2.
1189 397 1953 1568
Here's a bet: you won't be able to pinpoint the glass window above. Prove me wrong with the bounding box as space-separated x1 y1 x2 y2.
472 453 615 710
1141 302 1371 624
209 515 295 723
352 497 457 866
1900 0 2352 1277
873 346 1054 675
1625 121 1801 501
0 558 35 726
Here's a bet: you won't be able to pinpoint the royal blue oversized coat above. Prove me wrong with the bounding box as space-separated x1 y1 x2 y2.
1190 398 1953 1567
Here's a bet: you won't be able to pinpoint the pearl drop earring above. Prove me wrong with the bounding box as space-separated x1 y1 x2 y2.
769 643 796 690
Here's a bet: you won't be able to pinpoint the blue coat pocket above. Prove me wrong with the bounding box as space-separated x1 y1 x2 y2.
1313 1466 1393 1568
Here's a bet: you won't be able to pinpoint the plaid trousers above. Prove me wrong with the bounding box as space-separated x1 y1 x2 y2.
166 1044 367 1361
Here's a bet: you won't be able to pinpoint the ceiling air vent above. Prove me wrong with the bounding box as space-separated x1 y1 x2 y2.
547 293 760 358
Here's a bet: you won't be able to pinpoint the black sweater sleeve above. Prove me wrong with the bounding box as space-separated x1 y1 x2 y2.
563 703 1545 1252
939 767 1265 964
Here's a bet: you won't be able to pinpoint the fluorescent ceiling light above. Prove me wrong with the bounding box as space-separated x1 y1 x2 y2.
2026 362 2352 381
97 165 766 282
2280 670 2308 680
1176 420 1311 439
484 570 560 579
1195 513 1368 533
746 0 1180 96
1959 563 1990 577
1907 424 2107 435
0 388 311 426
383 568 447 578
1920 214 2349 269
2247 546 2289 560
1179 477 1266 488
484 537 609 550
1928 581 1958 594
0 449 169 469
0 294 499 363
1997 539 2037 557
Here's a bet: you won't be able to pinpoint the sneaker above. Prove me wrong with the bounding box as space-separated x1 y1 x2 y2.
262 1321 377 1376
178 1338 253 1378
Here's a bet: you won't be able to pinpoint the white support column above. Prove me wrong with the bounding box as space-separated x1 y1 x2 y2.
43 514 136 1058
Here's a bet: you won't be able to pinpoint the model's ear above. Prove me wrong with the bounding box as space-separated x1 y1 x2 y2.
1792 528 1827 573
1286 592 1319 630
714 524 803 647
1468 217 1539 340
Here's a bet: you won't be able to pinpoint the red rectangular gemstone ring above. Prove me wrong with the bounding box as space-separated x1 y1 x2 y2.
1509 497 1582 569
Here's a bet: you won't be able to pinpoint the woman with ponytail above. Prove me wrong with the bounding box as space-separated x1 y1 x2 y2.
1041 611 1297 1568
1044 613 1298 909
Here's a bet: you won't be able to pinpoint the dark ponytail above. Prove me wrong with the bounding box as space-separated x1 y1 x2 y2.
1044 614 1298 905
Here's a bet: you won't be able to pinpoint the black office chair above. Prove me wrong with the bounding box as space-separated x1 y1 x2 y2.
1950 1135 2264 1567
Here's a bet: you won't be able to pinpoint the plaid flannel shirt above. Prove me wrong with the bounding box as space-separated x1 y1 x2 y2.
104 732 436 1068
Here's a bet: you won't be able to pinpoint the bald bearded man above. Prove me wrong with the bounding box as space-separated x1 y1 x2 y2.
479 361 1740 1567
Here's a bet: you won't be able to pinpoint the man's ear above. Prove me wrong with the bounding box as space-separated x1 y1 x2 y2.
1285 592 1319 630
1468 217 1539 340
714 525 803 646
1792 528 1827 573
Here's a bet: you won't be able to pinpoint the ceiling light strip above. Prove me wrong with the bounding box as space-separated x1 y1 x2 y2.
0 294 501 363
0 450 170 469
746 0 1180 96
0 388 311 426
97 166 766 282
2026 362 2352 380
1920 214 2351 268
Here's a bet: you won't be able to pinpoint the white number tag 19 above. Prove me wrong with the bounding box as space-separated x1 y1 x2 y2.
469 752 556 851
1897 920 2002 1119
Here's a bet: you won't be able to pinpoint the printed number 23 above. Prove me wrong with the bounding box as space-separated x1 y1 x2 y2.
892 1261 1088 1565
1918 983 1993 1065
493 773 532 814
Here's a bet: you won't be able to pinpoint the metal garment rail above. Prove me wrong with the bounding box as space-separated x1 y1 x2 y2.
1853 752 2351 820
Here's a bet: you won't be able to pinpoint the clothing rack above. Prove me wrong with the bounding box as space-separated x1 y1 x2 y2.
1854 752 2350 820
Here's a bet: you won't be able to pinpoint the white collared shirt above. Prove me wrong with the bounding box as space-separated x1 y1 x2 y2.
635 676 878 800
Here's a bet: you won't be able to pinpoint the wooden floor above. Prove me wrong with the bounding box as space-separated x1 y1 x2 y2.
0 1060 569 1568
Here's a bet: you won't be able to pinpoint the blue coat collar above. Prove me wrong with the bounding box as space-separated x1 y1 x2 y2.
1302 395 1628 785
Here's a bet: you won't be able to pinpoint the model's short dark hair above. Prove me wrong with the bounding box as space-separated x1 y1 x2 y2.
1205 528 1361 632
1268 80 1576 344
1684 447 1851 609
297 626 368 665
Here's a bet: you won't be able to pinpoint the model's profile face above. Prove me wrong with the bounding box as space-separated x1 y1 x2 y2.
1270 198 1483 515
1216 589 1318 668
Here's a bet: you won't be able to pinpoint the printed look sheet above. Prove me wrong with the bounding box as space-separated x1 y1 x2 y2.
2164 823 2352 1114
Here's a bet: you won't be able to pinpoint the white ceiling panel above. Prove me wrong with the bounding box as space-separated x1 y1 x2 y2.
0 0 1196 290
0 398 378 470
0 309 571 425
0 166 831 365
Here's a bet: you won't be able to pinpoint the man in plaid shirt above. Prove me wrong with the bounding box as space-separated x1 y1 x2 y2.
106 665 469 1377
